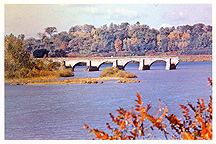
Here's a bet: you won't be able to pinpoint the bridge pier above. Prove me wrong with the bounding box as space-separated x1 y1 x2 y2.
165 64 176 70
113 60 124 70
139 64 150 70
142 65 150 70
116 65 124 70
165 60 170 70
138 59 150 70
85 66 99 71
165 58 177 70
85 60 99 71
170 64 176 69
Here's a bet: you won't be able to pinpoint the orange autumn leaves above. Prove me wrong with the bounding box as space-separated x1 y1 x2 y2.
84 93 169 140
84 78 212 140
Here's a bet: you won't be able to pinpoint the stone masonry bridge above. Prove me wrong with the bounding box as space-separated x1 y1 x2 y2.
49 56 179 71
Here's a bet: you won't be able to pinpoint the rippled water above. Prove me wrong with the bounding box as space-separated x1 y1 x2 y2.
5 62 212 140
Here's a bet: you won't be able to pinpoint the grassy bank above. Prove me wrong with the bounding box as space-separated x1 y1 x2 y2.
8 67 143 85
5 68 74 84
24 77 145 85
179 55 212 62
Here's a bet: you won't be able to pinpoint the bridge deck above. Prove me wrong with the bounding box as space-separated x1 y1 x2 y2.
42 56 179 71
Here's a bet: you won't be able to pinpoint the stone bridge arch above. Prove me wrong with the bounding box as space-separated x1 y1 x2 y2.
148 58 178 70
149 59 167 66
122 59 140 70
72 61 87 71
96 60 115 70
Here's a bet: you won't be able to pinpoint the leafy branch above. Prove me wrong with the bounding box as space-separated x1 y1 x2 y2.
84 78 212 140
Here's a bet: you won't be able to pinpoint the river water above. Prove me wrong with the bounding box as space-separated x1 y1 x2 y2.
5 62 212 140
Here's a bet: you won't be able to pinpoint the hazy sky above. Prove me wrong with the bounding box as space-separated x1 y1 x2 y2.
5 4 212 39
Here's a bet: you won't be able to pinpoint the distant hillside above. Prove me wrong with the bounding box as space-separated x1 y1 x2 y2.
22 22 212 58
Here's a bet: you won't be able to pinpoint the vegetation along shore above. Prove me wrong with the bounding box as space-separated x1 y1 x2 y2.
9 67 144 85
5 22 212 84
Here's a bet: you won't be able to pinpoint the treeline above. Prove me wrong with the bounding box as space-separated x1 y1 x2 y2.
22 22 212 57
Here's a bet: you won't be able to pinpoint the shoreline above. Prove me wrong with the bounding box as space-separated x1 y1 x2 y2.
179 55 212 62
7 77 145 85
5 55 212 85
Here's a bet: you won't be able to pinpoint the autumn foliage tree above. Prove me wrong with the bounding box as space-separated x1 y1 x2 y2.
114 38 122 52
84 78 212 140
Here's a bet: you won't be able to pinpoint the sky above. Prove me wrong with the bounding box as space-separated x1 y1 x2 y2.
3 3 213 39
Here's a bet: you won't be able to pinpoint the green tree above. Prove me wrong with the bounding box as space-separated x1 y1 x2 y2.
5 34 33 78
161 37 168 52
18 34 25 40
60 35 71 42
45 27 57 37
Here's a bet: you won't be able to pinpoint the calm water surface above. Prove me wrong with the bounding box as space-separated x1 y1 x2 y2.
5 62 212 140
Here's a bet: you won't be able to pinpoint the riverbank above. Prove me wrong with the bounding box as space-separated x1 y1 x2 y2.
179 55 212 62
5 55 211 84
5 75 62 84
7 67 142 85
9 77 145 85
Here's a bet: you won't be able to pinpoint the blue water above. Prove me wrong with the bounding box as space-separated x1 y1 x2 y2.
5 62 212 140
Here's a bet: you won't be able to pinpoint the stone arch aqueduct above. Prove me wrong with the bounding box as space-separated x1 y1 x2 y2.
49 56 179 71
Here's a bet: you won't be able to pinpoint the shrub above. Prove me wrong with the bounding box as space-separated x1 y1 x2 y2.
39 70 54 77
117 71 137 78
20 68 30 78
58 69 74 77
32 60 46 71
100 67 119 77
26 69 39 78
100 67 137 78
47 62 56 71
